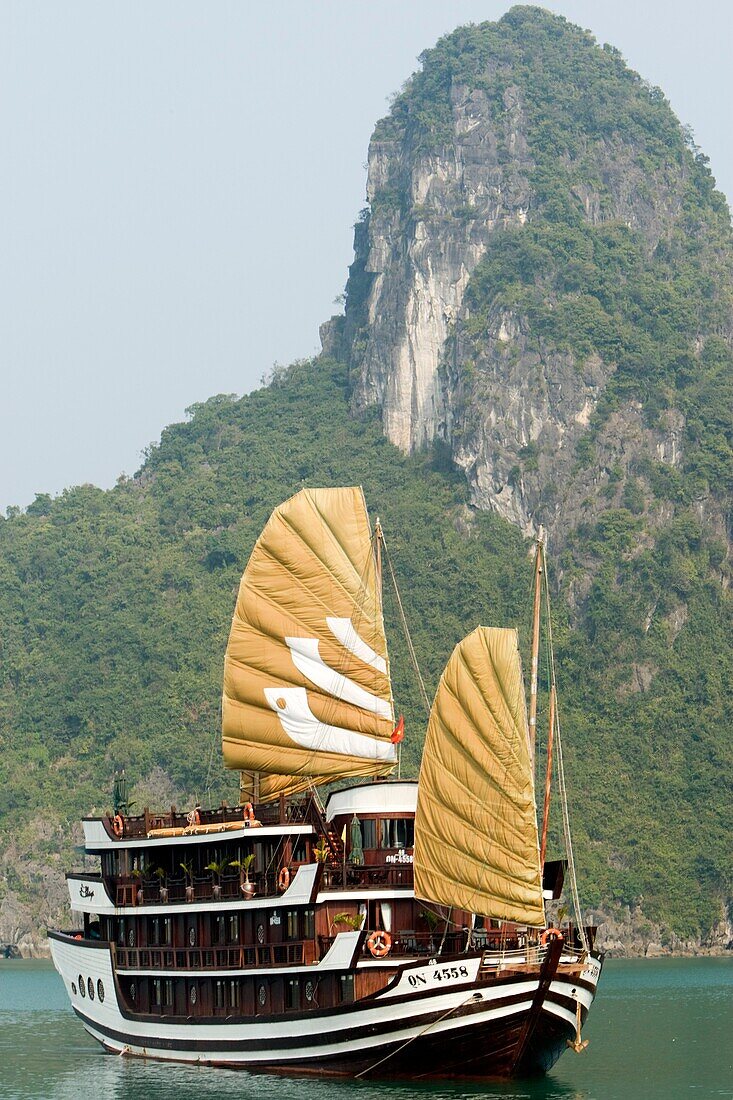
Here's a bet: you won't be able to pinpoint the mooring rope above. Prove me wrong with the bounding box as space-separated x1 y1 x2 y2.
354 993 475 1078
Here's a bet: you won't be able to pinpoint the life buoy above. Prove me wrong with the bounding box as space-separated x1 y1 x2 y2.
112 814 124 838
367 930 392 959
243 802 255 822
278 867 291 892
541 927 564 945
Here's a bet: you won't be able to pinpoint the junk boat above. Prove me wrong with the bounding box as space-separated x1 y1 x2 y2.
50 486 602 1078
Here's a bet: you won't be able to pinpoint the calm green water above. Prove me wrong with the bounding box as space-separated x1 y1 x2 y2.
0 958 730 1099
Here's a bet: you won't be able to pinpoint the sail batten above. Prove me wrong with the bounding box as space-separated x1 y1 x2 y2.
413 626 545 927
222 487 396 800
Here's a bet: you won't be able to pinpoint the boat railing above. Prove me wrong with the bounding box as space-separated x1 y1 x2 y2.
317 930 466 958
320 864 414 890
114 940 307 971
112 869 301 907
108 805 249 839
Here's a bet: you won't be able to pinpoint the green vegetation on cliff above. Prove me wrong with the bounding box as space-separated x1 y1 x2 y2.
1 357 731 941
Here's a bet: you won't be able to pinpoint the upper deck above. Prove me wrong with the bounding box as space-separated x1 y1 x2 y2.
70 781 418 914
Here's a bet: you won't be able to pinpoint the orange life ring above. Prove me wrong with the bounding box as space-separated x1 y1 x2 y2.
367 930 392 959
112 814 124 838
278 867 291 892
243 802 255 822
541 927 564 946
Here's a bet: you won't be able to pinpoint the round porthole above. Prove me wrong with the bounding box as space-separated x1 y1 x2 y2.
88 976 95 1001
190 985 197 1005
129 982 137 1003
256 923 265 944
71 981 77 996
258 983 267 1006
97 980 105 1003
188 926 196 947
78 974 86 998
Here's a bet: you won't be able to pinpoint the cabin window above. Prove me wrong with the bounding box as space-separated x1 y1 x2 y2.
338 974 354 1003
163 980 174 1008
161 917 171 945
303 909 315 939
228 915 239 944
361 820 377 848
151 979 162 1007
215 981 226 1010
286 979 300 1010
116 919 125 946
214 914 227 945
150 917 161 945
286 910 299 940
229 980 240 1010
380 818 414 849
292 837 308 862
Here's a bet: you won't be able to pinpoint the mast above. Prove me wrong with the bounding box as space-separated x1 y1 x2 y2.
374 516 383 595
528 527 545 768
539 683 555 865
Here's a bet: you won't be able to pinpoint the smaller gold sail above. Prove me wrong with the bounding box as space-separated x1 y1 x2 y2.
413 627 545 927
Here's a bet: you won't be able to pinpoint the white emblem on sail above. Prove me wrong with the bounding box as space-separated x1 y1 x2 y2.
265 619 395 761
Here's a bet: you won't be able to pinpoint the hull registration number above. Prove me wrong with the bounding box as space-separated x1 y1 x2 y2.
406 964 470 989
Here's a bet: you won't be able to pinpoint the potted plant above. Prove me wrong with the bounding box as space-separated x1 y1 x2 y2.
130 866 145 905
313 838 329 864
154 867 168 904
205 859 228 901
230 854 256 899
331 912 363 933
180 860 194 903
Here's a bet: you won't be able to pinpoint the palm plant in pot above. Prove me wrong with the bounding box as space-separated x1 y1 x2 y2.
230 854 256 899
154 866 168 904
180 860 194 903
205 858 229 901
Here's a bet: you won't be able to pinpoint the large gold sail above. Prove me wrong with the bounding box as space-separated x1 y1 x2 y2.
222 487 397 800
413 627 545 927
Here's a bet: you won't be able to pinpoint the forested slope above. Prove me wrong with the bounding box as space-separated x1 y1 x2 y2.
0 358 730 950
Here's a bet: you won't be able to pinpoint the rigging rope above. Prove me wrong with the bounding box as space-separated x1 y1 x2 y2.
541 558 587 950
381 533 432 716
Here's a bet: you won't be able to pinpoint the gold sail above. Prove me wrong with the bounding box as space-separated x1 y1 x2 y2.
413 627 545 927
222 487 397 800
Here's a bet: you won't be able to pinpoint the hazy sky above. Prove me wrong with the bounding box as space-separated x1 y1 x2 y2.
2 1 731 511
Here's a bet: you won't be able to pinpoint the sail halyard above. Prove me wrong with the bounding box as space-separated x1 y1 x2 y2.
413 627 546 927
222 487 397 801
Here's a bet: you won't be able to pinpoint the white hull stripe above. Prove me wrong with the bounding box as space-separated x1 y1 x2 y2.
76 995 539 1062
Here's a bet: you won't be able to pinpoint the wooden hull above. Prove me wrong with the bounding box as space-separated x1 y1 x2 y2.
50 932 601 1081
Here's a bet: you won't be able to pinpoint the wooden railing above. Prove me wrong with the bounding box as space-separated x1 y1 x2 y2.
111 805 250 840
114 941 305 971
113 871 288 907
320 864 414 889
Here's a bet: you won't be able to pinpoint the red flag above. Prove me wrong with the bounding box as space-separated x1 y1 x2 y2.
391 715 404 744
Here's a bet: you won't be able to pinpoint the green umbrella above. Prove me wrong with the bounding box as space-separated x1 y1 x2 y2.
113 771 129 815
349 815 364 866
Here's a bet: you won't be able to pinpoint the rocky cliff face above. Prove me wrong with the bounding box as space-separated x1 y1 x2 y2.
335 6 733 549
348 81 533 453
